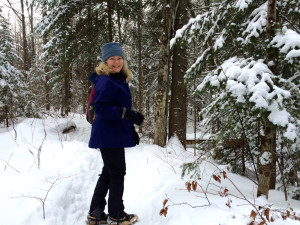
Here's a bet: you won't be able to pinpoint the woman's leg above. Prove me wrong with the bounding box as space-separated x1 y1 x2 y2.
89 165 110 213
100 148 126 218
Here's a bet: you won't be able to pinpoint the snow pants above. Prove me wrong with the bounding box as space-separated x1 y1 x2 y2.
89 148 126 218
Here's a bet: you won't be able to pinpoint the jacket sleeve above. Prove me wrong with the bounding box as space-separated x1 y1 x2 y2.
94 76 121 120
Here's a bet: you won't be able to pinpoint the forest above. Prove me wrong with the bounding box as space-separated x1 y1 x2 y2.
0 0 299 203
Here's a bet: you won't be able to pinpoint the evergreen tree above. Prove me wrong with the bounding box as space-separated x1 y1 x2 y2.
34 0 150 115
34 0 109 115
126 0 162 139
0 8 25 126
173 0 300 197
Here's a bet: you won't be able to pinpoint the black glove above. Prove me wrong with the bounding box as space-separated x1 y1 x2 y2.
121 107 144 125
133 126 140 145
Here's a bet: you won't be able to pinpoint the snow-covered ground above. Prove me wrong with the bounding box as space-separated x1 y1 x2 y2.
0 114 300 225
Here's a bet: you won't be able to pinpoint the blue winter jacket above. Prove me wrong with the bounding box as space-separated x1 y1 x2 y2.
88 72 135 148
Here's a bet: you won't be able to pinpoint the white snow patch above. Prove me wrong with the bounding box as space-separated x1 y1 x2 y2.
235 0 253 11
1 115 300 225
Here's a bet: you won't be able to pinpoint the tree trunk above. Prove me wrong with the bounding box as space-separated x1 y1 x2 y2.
138 0 144 133
20 0 30 71
168 0 188 149
26 0 35 63
29 3 35 62
154 0 174 147
107 0 113 42
269 145 277 189
257 0 278 199
277 157 288 200
116 0 122 42
42 9 50 111
257 121 276 198
63 69 71 116
61 14 71 116
5 105 9 128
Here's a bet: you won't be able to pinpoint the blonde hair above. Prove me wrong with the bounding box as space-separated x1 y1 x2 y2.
95 61 132 82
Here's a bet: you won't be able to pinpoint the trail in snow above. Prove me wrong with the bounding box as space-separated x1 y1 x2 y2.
0 115 300 225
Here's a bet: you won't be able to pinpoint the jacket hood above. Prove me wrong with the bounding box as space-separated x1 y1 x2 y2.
95 61 132 82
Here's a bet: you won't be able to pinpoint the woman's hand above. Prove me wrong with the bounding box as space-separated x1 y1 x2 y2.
121 107 145 125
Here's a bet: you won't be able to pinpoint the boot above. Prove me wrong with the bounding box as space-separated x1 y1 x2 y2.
86 208 108 225
108 212 138 225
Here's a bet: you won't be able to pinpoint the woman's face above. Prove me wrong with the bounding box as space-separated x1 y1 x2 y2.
106 56 124 73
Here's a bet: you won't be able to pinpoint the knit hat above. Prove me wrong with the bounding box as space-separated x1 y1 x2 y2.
102 42 124 62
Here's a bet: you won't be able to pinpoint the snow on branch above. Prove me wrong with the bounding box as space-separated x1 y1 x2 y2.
234 0 253 11
271 27 300 63
196 57 296 139
170 3 225 49
35 3 69 36
241 2 267 44
185 48 210 77
170 12 209 49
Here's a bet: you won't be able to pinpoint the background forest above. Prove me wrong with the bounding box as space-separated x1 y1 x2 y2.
0 0 299 201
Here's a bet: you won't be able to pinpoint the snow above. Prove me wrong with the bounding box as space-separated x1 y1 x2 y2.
214 31 225 50
235 0 253 11
241 2 267 44
259 152 272 165
186 48 210 75
284 123 298 141
170 14 207 49
271 27 300 63
1 115 300 225
196 56 295 139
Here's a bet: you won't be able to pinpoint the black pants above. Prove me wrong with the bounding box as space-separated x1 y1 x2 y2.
89 148 126 218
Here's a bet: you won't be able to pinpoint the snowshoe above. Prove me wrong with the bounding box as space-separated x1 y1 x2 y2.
86 208 108 225
108 212 138 225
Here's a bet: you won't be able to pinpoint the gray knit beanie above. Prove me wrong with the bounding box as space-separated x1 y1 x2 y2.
102 42 124 62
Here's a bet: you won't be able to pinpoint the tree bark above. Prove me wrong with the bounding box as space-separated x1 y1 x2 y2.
257 0 278 199
62 67 71 116
257 121 276 198
116 0 122 42
154 0 174 146
168 0 188 149
27 0 35 63
138 0 144 133
42 9 50 111
20 0 30 70
107 0 113 42
61 14 71 116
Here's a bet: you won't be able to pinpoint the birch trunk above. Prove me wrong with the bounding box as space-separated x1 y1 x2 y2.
154 0 174 146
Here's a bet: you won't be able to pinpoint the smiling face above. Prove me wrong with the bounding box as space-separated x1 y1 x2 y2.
106 56 124 73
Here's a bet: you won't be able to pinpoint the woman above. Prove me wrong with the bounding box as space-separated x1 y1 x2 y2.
87 42 144 225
